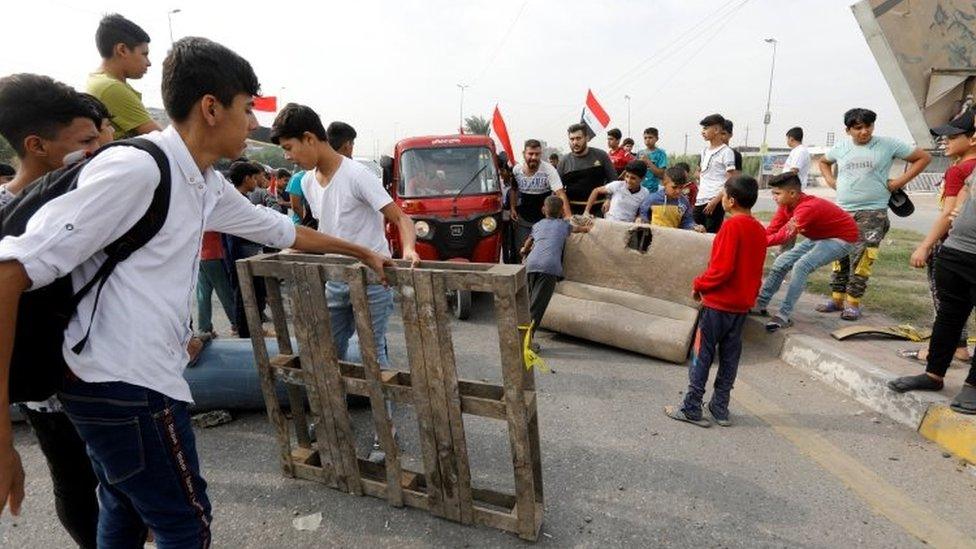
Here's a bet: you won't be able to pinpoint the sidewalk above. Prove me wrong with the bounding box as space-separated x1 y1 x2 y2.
744 293 976 464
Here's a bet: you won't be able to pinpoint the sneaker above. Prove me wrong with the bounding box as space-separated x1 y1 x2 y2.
815 300 843 313
664 406 711 428
765 315 793 333
840 305 862 321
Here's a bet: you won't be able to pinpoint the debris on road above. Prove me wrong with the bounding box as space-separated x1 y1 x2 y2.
292 512 323 531
192 410 233 428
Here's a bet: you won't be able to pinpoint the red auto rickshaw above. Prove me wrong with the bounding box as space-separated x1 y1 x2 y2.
381 135 504 319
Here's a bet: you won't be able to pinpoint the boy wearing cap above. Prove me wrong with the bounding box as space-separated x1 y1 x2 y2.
889 109 976 413
816 108 931 320
583 160 650 222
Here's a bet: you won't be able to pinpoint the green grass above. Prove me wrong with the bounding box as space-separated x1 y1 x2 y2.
753 212 932 325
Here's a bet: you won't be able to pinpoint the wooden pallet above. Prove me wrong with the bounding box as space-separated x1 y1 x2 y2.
236 254 544 541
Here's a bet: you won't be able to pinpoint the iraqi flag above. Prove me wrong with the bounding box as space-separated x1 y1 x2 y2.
580 89 610 141
254 96 278 112
491 105 515 167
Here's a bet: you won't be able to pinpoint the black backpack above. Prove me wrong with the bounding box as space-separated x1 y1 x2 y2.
0 138 171 403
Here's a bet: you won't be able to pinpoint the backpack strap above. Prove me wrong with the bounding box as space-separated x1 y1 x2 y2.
70 138 172 354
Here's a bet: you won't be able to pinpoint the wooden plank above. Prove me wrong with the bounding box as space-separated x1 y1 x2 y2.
398 269 447 517
299 264 364 495
492 275 538 539
430 274 474 524
235 261 294 477
348 268 404 507
264 277 294 355
286 264 345 490
514 277 544 505
413 271 462 522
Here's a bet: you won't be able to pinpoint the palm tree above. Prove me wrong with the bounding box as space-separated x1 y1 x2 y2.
463 115 490 136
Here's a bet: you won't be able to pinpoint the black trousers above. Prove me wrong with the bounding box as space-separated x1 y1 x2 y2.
925 247 976 385
21 408 99 549
693 202 725 234
528 272 559 335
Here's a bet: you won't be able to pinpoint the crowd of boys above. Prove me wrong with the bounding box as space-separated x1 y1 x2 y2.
1 10 975 548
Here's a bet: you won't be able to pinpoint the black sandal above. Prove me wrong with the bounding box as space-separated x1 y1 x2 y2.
887 374 944 393
664 406 711 428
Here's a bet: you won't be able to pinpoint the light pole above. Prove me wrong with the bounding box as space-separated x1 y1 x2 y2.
167 9 182 45
456 83 469 134
624 95 631 138
760 37 777 154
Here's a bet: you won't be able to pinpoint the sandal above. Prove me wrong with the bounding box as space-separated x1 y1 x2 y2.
840 306 862 321
887 373 944 393
707 402 732 427
815 300 843 313
765 315 793 333
664 406 711 428
950 385 976 415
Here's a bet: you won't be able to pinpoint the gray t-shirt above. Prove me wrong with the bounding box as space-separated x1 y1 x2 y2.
525 218 572 277
944 170 976 255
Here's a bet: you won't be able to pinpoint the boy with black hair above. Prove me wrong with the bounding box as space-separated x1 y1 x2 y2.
721 119 743 171
784 126 810 189
674 161 698 206
519 195 591 351
558 123 616 216
637 127 668 193
583 160 649 222
79 93 117 146
695 114 737 233
754 172 860 332
622 137 635 154
889 108 976 413
607 127 633 174
0 37 391 544
225 161 270 337
548 152 559 168
87 14 160 139
817 107 931 320
327 121 357 158
638 166 699 230
666 175 766 427
0 73 105 549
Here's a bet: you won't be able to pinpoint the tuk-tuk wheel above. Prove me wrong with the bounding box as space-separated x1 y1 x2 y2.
453 290 472 320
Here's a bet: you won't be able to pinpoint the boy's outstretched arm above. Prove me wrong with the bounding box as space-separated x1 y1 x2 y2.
583 186 608 216
0 261 29 518
292 226 395 282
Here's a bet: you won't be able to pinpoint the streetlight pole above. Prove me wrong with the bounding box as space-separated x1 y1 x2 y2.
167 9 182 45
760 37 777 154
624 95 631 138
456 83 469 134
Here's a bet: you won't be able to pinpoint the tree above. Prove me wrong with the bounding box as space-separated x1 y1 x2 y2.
463 115 490 136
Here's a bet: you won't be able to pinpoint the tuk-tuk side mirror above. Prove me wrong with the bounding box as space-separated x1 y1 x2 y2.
380 155 394 191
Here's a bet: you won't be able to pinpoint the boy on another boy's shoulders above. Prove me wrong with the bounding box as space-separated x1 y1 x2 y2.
665 175 767 427
520 195 591 351
637 166 703 231
583 160 649 222
753 172 860 332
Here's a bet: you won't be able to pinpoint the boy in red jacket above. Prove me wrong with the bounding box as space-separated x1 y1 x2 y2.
754 172 860 332
666 175 767 427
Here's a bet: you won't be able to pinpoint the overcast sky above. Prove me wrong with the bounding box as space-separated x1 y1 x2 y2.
1 0 912 158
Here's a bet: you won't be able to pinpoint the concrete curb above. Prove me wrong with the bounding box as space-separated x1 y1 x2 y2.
744 318 976 464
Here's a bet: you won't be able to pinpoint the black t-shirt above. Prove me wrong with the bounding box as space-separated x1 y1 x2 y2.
557 147 617 204
732 148 743 171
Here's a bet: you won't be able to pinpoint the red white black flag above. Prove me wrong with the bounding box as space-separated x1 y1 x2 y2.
580 89 610 141
491 105 515 167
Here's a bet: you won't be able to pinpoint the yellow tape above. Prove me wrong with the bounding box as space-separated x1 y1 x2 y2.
518 323 550 373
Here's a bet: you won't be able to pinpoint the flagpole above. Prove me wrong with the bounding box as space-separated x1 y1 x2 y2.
457 83 469 134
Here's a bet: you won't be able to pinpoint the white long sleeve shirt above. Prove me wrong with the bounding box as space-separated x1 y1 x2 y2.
0 126 296 402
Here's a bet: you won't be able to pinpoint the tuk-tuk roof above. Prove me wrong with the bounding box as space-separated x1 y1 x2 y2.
395 135 496 156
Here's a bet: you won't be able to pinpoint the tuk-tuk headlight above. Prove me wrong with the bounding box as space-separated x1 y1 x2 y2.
479 216 498 235
415 220 432 239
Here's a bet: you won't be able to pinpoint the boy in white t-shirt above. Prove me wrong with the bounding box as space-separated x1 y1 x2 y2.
272 103 419 462
694 114 737 233
783 126 811 189
583 160 650 222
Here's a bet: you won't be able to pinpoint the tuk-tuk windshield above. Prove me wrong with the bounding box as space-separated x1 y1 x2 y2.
399 147 499 198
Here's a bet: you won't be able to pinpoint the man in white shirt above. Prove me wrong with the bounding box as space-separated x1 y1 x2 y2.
0 38 390 546
511 139 571 248
783 126 811 189
694 114 737 233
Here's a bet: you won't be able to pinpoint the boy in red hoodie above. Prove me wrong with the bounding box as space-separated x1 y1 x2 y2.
666 175 767 427
754 172 860 332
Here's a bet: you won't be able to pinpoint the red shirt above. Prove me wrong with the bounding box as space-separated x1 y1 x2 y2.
943 158 976 202
693 214 767 313
609 147 635 172
765 194 859 247
686 182 699 208
200 231 225 260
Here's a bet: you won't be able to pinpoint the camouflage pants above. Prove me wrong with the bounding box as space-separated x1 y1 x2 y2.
829 209 890 301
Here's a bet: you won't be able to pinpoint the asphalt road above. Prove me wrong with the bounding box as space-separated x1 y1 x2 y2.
3 292 975 548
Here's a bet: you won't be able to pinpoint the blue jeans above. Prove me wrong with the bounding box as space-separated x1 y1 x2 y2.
681 306 746 420
184 338 291 411
60 381 212 549
756 238 854 320
196 259 235 333
326 281 394 368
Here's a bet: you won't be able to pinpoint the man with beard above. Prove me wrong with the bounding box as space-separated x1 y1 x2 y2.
557 123 616 216
511 139 571 250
